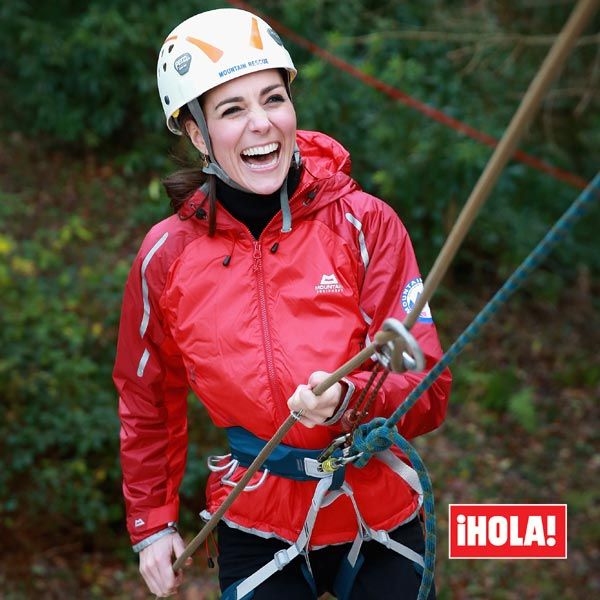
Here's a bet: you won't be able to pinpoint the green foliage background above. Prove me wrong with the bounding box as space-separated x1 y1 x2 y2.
0 1 598 598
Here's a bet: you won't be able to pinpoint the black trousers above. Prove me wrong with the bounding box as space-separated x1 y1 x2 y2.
217 517 436 599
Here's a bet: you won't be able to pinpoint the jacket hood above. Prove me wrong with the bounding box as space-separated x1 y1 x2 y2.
296 129 352 180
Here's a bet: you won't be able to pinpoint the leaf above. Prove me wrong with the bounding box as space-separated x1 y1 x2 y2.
508 388 537 433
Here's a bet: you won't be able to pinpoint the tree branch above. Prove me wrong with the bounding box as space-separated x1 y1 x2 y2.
339 30 600 47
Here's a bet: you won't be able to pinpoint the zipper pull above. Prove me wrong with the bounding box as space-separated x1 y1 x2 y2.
253 241 262 270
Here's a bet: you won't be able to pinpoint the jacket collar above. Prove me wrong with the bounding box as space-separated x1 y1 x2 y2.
178 130 355 224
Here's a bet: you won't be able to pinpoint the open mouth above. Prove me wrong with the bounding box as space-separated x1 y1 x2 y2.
240 142 281 170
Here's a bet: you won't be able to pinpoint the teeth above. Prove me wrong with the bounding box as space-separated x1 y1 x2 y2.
241 142 279 156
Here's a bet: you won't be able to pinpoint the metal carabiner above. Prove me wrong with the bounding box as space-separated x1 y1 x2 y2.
207 453 235 473
317 434 363 473
221 465 270 491
377 318 425 373
319 450 363 473
317 433 352 463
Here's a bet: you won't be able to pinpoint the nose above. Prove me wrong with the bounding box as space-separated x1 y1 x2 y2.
248 107 271 133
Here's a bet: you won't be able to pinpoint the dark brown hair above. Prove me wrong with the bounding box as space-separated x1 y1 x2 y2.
162 166 207 212
161 105 219 235
162 161 217 235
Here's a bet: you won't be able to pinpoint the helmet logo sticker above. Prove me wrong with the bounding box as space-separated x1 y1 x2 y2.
268 28 283 46
250 17 264 49
174 53 192 75
218 58 269 79
186 36 224 63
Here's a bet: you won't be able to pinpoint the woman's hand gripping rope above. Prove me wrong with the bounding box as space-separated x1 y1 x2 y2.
287 370 343 428
141 531 191 598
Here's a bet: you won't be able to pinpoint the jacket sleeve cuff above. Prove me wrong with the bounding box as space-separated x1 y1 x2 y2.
322 377 355 425
132 522 177 553
128 500 179 544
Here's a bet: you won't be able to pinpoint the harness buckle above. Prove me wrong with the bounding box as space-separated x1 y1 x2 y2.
274 548 292 570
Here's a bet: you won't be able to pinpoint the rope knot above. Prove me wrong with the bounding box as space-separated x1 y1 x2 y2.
350 418 397 467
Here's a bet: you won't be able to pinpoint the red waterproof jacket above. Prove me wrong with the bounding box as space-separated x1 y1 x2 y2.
114 130 451 547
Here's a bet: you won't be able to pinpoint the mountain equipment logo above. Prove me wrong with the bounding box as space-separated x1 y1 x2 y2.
134 518 145 528
401 277 433 323
315 274 344 294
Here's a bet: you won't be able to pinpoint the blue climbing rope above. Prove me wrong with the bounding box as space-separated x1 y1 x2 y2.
350 173 599 600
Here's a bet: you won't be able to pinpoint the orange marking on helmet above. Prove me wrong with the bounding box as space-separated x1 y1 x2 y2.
164 35 178 43
249 17 263 50
186 36 224 63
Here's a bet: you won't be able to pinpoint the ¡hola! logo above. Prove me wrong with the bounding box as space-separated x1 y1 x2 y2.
449 504 567 559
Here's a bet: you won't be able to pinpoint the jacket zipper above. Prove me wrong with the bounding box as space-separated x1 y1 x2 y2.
253 241 286 424
222 182 318 424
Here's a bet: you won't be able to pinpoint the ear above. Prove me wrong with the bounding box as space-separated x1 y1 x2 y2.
185 119 209 155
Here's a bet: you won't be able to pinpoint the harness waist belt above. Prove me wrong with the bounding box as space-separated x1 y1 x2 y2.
225 426 332 481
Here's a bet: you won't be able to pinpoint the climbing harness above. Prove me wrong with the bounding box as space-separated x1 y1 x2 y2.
166 2 599 599
208 426 424 600
203 322 426 599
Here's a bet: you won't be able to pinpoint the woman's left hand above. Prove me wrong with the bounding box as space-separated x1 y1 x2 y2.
287 371 342 428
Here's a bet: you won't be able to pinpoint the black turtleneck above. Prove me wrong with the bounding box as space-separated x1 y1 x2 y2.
215 165 301 239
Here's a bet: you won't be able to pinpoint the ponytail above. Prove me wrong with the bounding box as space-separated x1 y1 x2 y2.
161 102 217 234
162 167 207 213
161 103 208 212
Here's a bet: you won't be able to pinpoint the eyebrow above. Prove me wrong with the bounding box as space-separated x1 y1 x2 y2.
214 83 285 110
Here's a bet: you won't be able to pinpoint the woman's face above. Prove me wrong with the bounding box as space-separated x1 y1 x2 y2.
188 69 297 195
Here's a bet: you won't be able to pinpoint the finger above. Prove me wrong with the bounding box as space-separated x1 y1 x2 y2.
150 556 176 597
287 393 300 413
287 385 306 412
319 385 342 412
172 535 193 568
307 411 331 425
140 550 166 596
140 562 161 597
298 388 319 410
158 564 178 596
172 535 188 560
307 370 328 388
298 416 316 428
172 570 184 590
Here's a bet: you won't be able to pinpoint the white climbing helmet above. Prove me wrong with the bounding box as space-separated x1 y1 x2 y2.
157 8 297 135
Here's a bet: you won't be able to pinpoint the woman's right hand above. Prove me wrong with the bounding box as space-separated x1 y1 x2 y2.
139 531 191 597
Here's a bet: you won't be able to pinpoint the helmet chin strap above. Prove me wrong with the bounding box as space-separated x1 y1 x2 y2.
187 98 249 192
186 98 301 233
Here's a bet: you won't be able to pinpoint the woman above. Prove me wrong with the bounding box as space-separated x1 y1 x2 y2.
114 8 451 599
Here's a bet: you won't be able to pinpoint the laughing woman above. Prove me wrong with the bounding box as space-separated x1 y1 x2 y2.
113 8 451 600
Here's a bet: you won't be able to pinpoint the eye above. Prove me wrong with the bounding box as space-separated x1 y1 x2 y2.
221 106 242 117
266 94 285 104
